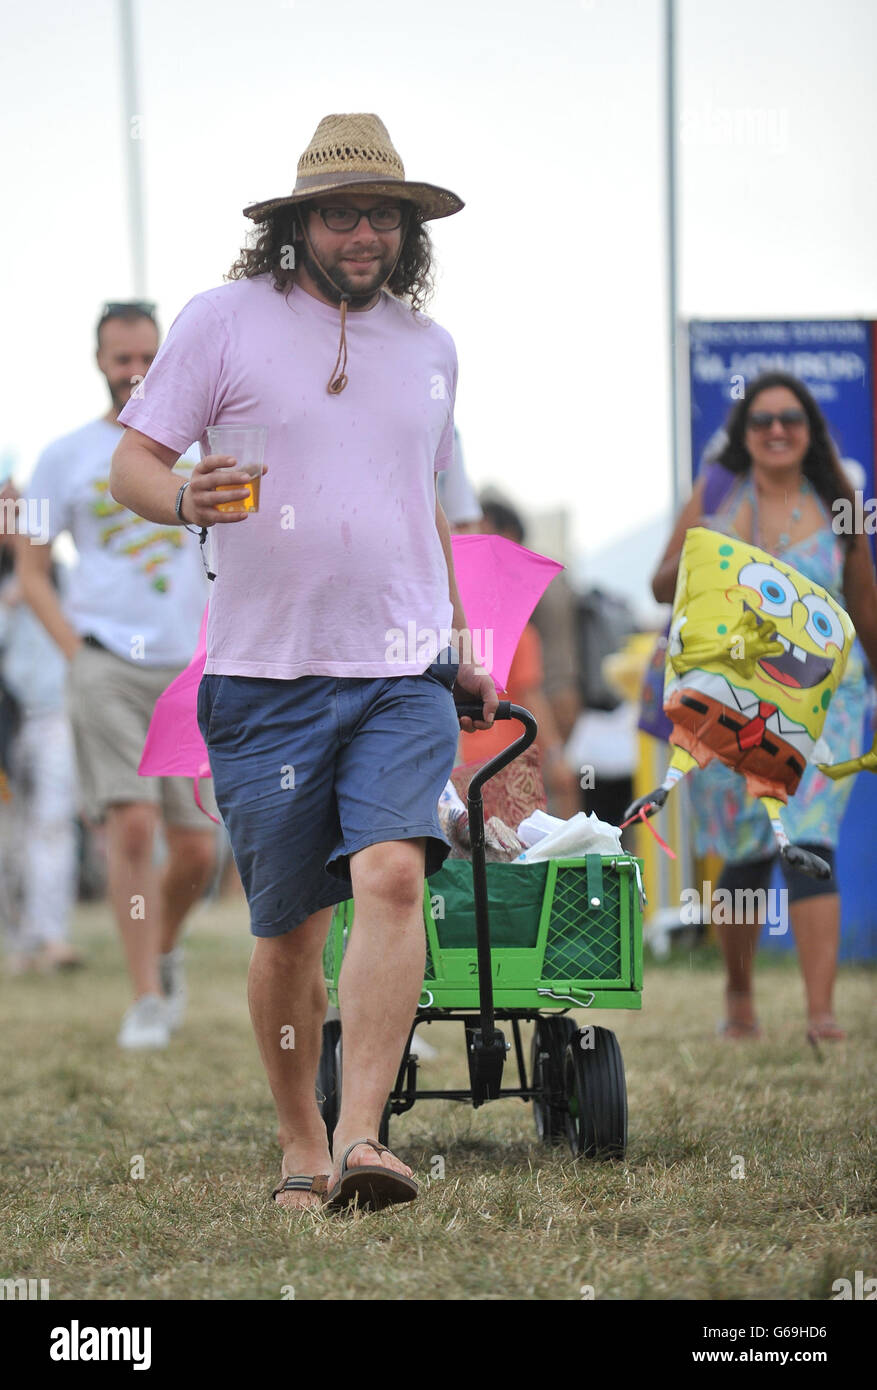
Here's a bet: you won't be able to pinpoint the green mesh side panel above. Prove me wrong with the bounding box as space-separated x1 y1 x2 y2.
423 944 436 980
543 866 623 980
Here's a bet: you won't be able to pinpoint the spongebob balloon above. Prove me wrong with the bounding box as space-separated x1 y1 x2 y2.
627 527 856 878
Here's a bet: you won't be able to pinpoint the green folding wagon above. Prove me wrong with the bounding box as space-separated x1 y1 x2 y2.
319 701 644 1158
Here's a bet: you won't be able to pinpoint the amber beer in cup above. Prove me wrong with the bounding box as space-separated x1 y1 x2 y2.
206 425 268 513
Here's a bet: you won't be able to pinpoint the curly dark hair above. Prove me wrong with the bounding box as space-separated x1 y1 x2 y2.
226 203 436 314
717 372 858 550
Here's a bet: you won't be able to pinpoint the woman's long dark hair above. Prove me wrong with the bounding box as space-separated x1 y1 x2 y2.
226 203 436 314
717 371 857 549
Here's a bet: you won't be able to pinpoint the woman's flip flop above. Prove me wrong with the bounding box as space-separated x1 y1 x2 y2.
325 1138 418 1212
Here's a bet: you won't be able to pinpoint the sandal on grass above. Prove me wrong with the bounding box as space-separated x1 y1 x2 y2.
271 1174 328 1205
325 1138 418 1213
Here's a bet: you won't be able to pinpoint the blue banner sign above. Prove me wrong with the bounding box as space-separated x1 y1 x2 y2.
688 319 874 499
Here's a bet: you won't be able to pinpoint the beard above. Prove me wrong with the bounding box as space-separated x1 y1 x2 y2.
297 240 394 307
109 381 133 413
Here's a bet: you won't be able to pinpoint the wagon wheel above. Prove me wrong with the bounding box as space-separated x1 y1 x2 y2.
531 1016 578 1145
328 1031 391 1148
562 1025 628 1160
316 1020 341 1140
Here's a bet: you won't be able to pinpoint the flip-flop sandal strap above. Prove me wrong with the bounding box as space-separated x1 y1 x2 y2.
338 1137 387 1173
272 1174 328 1199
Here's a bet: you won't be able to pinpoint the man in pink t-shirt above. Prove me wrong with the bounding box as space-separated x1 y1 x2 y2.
111 114 497 1213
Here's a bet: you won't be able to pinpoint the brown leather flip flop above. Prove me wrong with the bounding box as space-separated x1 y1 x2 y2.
271 1174 328 1205
325 1138 418 1212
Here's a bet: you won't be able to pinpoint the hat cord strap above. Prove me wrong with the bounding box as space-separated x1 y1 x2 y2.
328 296 350 395
296 210 410 394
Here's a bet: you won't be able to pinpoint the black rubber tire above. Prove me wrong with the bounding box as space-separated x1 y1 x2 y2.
316 1020 341 1140
531 1016 578 1145
563 1025 628 1160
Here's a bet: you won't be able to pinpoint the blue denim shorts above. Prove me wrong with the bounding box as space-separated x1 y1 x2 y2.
196 650 461 936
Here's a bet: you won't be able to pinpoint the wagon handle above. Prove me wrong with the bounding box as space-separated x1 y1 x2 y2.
451 704 538 1057
453 698 513 726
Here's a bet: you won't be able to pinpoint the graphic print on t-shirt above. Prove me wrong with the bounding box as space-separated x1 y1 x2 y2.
89 459 195 594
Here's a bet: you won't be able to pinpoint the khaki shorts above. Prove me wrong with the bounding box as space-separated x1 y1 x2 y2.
66 641 218 829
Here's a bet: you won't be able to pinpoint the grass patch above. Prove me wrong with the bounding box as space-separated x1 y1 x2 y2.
1 898 873 1300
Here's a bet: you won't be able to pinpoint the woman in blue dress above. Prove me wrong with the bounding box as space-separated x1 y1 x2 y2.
652 373 877 1043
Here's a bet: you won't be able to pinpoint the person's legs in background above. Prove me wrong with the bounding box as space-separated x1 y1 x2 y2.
1 729 28 972
104 800 163 995
157 819 217 1030
104 808 216 1044
781 844 845 1041
19 709 80 970
69 647 217 1046
713 854 775 1038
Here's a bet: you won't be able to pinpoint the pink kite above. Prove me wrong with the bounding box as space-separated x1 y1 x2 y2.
138 608 218 822
449 534 562 692
139 534 562 814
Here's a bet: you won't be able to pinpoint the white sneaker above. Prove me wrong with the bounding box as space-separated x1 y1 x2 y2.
159 947 187 1033
117 994 170 1050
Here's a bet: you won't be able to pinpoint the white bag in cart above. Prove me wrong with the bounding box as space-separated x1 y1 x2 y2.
514 811 623 863
515 809 565 848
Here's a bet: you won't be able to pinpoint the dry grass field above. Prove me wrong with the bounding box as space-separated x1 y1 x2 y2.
1 896 874 1301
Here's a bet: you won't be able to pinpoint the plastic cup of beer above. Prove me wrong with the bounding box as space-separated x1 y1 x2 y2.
206 425 268 513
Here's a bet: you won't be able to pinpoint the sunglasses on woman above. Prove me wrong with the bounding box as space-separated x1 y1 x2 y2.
746 409 807 431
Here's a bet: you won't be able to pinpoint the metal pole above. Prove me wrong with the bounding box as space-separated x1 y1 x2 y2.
664 0 695 913
118 0 146 295
665 0 680 512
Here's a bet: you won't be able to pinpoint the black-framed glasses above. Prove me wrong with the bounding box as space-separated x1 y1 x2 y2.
314 205 405 232
746 409 807 431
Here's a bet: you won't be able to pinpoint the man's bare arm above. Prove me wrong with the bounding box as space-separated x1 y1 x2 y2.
434 488 469 636
110 427 257 527
16 533 80 660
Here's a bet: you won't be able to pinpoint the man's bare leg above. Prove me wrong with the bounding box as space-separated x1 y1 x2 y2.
159 824 216 953
330 838 426 1188
104 801 162 998
248 905 335 1210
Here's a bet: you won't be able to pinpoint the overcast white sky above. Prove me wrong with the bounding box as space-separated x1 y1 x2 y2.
2 0 876 586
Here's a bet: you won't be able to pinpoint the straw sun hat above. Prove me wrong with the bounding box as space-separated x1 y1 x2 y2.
242 112 464 223
242 114 463 395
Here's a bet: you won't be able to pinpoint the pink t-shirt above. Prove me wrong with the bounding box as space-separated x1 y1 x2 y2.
118 274 457 679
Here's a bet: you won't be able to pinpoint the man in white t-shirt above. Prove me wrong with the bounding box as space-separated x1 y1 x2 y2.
18 303 217 1049
438 429 483 533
